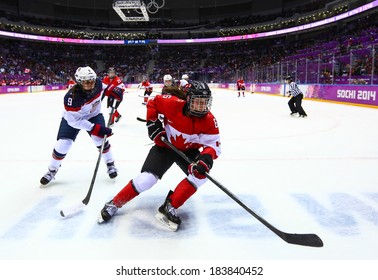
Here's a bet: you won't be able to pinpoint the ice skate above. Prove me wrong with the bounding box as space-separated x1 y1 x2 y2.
108 113 115 127
114 114 122 123
106 161 118 179
98 200 118 223
290 112 299 117
40 168 58 186
155 194 181 231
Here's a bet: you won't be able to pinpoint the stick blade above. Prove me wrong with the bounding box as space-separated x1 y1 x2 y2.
60 203 85 218
283 233 324 247
136 117 146 122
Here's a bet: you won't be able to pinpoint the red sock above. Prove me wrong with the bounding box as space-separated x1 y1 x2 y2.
113 180 139 207
144 97 148 103
169 179 197 209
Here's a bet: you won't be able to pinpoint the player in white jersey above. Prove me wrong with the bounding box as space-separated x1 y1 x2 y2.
179 74 189 88
40 66 123 186
161 74 187 99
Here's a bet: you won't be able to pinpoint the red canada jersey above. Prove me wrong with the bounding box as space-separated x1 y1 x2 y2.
102 75 125 95
237 79 245 87
67 80 76 89
140 80 153 92
147 94 221 159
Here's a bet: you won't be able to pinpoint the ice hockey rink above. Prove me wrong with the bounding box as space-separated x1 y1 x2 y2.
0 87 377 279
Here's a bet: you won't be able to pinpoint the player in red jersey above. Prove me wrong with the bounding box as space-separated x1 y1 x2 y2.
102 67 126 126
98 80 221 231
138 76 153 105
236 77 245 97
66 77 76 89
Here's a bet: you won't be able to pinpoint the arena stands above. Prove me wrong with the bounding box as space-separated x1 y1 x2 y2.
0 1 377 85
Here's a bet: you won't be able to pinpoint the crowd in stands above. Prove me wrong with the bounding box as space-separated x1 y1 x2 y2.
0 0 346 40
0 5 377 86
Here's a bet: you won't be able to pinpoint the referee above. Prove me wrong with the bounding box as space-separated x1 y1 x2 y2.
285 76 307 118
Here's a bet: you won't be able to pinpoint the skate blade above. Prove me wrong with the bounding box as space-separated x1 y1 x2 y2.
39 179 53 188
97 214 105 224
155 212 178 232
39 183 49 188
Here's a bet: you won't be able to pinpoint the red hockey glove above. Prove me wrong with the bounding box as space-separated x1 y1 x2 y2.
91 124 113 138
188 154 213 179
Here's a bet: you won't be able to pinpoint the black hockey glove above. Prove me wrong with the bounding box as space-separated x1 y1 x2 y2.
147 119 166 146
105 86 123 102
111 87 124 102
188 154 213 179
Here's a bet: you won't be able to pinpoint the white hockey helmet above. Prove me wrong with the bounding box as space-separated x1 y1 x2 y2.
182 74 189 80
75 66 97 83
164 74 172 81
75 66 97 92
163 74 173 86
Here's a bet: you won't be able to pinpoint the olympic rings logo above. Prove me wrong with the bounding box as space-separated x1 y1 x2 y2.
135 0 165 14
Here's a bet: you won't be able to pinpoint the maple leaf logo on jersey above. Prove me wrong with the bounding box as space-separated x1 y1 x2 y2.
170 134 187 147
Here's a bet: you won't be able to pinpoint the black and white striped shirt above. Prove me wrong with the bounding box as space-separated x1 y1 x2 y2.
288 82 302 97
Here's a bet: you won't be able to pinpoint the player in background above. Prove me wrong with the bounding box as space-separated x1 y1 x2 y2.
180 74 189 89
40 66 123 186
236 77 245 97
285 76 307 118
102 67 126 126
66 77 76 89
162 74 187 99
162 74 173 94
98 81 221 232
138 76 153 105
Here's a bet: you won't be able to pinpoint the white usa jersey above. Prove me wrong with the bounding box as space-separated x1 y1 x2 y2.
62 78 106 131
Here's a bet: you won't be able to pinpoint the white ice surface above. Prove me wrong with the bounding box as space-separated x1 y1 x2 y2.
0 88 377 278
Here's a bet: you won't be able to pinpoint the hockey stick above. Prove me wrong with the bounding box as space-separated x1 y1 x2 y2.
60 101 117 218
136 117 147 122
161 136 324 247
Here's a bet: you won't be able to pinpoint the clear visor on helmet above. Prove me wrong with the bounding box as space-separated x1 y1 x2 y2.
189 95 212 117
80 78 96 92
